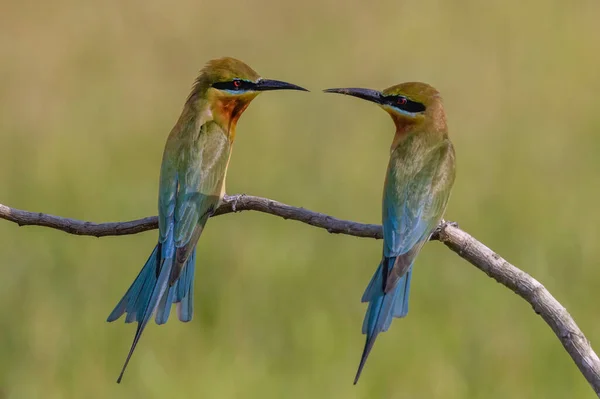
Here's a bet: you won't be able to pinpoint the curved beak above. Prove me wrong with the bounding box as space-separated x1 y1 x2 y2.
323 87 383 104
256 79 308 92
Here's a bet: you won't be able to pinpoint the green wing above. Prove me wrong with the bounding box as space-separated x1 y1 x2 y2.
382 137 455 289
159 120 232 284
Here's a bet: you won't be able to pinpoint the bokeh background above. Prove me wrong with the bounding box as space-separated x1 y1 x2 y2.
1 0 600 397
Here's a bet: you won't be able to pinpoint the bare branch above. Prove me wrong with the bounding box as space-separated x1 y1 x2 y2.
0 204 158 237
1 194 599 395
0 195 382 238
436 225 600 396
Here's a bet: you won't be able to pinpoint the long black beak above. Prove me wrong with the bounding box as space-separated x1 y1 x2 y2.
323 87 383 104
256 79 308 92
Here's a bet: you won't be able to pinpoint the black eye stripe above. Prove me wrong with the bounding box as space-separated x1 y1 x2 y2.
212 79 256 91
385 95 426 113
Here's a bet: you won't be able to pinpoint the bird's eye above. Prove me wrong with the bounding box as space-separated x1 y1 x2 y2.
211 79 255 92
385 95 426 113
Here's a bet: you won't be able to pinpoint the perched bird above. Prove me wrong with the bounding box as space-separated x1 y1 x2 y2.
108 57 307 383
324 83 455 383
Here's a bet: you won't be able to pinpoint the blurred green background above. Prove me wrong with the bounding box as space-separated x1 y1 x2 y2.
1 0 600 397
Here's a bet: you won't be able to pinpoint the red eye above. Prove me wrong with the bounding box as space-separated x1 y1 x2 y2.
233 80 241 88
398 97 407 105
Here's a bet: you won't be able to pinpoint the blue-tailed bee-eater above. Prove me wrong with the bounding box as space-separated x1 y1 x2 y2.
108 57 307 383
325 82 456 383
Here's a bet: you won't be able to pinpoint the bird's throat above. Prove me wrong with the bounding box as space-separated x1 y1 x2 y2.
213 97 252 142
389 123 414 151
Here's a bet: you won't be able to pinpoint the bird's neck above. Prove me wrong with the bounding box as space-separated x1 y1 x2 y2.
213 97 251 142
184 96 251 143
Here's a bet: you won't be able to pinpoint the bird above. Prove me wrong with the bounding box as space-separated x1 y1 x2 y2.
324 82 456 384
107 57 307 383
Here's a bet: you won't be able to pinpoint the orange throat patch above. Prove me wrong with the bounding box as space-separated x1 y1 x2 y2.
214 97 252 142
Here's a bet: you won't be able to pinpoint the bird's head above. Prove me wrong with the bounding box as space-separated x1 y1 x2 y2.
189 57 307 129
324 82 444 132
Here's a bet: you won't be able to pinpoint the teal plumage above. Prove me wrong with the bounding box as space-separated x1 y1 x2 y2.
107 57 307 383
324 82 456 383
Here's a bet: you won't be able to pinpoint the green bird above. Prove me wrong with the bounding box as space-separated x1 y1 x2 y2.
324 82 456 383
107 57 307 383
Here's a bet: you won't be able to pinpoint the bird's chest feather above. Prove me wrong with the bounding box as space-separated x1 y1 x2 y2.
178 122 232 196
386 135 430 192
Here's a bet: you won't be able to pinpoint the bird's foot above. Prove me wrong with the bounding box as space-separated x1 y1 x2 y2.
441 219 459 228
227 194 246 212
431 220 458 240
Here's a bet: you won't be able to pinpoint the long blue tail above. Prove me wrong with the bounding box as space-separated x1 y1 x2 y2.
354 262 413 384
107 244 196 383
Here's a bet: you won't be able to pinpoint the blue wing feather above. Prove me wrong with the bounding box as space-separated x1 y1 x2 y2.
115 221 174 383
177 250 196 322
155 248 197 324
392 267 412 318
107 245 159 323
